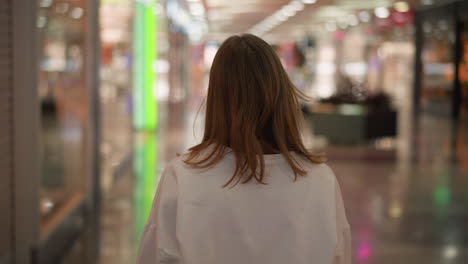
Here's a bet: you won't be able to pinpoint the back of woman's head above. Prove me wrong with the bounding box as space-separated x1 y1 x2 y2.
184 34 324 187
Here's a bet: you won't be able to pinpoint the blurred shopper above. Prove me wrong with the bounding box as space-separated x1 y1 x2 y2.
137 34 351 264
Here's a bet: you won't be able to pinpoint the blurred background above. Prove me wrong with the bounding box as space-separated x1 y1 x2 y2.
1 0 468 263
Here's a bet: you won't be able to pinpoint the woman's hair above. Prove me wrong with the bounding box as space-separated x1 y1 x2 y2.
184 34 324 187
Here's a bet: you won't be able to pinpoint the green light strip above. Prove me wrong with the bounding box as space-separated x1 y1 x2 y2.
144 5 157 129
133 1 158 130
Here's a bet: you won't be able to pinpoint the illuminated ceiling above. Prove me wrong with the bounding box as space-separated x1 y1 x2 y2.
199 0 437 40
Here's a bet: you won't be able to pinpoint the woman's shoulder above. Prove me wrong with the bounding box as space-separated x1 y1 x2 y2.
163 152 223 175
164 154 190 172
296 157 337 184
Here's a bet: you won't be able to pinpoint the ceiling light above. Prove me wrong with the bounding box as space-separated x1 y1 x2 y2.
374 7 390 19
70 7 84 19
37 16 47 28
248 0 308 36
282 5 297 17
266 18 275 26
189 3 205 16
394 2 410 12
271 19 281 27
291 1 305 11
277 12 288 22
358 11 371 23
348 14 359 26
274 10 288 21
40 0 53 8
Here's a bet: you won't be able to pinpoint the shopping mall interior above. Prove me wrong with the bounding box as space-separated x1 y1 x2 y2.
1 0 468 263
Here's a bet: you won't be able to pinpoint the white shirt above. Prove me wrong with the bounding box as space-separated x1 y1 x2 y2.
137 152 351 264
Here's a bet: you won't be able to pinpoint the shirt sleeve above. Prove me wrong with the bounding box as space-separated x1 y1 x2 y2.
137 163 180 264
332 179 351 264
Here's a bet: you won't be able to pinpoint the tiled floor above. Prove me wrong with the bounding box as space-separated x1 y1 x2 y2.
99 100 468 264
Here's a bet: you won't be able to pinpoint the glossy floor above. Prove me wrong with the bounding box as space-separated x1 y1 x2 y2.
99 101 468 264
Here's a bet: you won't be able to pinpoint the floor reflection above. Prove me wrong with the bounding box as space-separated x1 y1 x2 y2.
327 117 468 264
133 132 158 244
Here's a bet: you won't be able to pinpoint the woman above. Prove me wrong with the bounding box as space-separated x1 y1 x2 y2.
137 34 351 264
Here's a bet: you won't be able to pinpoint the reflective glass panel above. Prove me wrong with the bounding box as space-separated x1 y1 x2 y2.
37 0 88 223
420 17 455 116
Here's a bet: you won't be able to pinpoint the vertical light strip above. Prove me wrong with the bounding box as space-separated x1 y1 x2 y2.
144 4 158 129
133 1 158 130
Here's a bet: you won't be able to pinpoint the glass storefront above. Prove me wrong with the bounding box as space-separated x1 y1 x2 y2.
420 16 455 117
37 0 88 227
31 0 101 262
100 0 134 192
460 12 468 117
414 0 468 167
415 0 468 120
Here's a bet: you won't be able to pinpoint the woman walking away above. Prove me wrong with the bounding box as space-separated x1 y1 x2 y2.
137 34 351 264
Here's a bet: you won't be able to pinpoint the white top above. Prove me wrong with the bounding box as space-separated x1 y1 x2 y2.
137 152 351 264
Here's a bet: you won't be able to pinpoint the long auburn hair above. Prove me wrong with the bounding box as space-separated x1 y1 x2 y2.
184 34 324 187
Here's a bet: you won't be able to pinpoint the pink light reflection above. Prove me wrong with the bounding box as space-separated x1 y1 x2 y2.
358 242 371 260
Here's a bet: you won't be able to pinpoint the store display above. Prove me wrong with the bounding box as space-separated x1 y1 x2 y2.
308 78 397 144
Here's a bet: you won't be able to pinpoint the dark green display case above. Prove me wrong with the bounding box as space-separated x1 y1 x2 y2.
306 103 397 144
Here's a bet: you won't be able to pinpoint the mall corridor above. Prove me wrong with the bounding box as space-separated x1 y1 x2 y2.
2 0 468 264
97 101 468 264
